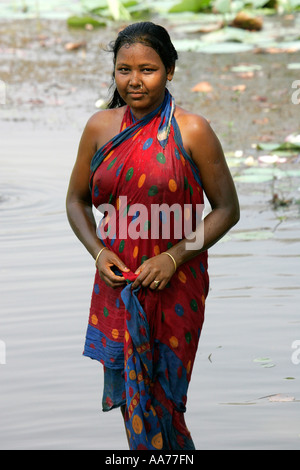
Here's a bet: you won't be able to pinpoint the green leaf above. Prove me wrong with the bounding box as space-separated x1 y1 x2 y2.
213 0 231 14
107 0 131 20
257 142 300 151
67 15 106 28
231 230 274 241
169 0 211 13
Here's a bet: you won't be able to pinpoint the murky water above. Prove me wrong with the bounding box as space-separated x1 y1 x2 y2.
0 15 300 450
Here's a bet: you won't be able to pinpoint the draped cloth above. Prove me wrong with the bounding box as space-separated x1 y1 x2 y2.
83 90 209 450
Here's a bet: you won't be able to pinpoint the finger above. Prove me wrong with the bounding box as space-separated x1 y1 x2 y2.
131 268 148 289
102 273 127 289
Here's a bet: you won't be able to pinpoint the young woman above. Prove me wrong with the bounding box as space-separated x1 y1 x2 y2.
66 22 239 450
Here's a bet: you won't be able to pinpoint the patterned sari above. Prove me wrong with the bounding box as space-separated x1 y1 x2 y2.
83 90 209 450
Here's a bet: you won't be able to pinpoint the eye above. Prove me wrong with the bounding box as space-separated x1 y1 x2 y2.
117 67 130 74
142 68 155 73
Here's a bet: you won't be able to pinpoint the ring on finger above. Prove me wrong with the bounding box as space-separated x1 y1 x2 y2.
153 280 160 288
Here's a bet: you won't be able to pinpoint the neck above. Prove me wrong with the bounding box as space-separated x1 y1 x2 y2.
129 91 168 121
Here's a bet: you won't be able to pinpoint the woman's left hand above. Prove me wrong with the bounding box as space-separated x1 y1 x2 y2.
131 254 176 291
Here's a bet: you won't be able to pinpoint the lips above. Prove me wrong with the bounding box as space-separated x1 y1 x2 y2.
128 92 144 97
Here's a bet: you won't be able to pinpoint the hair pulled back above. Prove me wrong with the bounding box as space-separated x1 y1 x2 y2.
107 22 178 109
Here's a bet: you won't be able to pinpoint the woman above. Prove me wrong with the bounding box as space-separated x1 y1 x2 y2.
66 22 239 450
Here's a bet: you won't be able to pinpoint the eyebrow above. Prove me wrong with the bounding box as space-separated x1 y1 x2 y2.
116 62 157 67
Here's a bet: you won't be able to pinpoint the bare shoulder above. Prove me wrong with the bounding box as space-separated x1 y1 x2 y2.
174 106 218 159
175 106 212 138
84 107 126 149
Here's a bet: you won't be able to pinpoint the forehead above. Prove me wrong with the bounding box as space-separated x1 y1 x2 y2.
115 42 163 65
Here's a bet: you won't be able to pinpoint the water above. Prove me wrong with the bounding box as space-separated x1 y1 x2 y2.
0 15 300 450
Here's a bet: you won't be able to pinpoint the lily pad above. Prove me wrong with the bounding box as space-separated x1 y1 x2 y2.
231 64 263 73
232 231 274 241
234 167 285 183
169 0 211 13
67 15 106 28
287 63 300 70
257 142 300 151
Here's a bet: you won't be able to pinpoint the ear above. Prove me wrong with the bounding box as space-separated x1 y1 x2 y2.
167 65 175 82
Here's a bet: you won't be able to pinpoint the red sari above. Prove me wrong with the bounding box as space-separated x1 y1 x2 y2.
83 90 209 449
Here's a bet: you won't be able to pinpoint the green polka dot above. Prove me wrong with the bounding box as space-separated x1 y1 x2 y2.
190 299 198 312
103 307 109 317
174 208 180 221
108 193 114 204
141 255 148 264
123 204 130 217
105 225 111 236
190 267 197 279
189 184 194 196
156 153 166 164
161 311 165 322
119 240 125 253
144 220 151 231
148 185 158 196
107 157 117 170
126 167 134 181
167 242 173 250
184 176 189 190
185 332 192 344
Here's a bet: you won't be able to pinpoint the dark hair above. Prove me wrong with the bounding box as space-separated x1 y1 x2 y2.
107 22 178 109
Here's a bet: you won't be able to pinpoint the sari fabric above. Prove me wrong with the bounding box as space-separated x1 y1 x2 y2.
83 90 209 450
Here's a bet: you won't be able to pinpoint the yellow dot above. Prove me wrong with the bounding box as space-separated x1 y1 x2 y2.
169 336 179 348
138 173 146 188
178 271 187 283
151 432 163 450
132 415 143 435
133 128 142 141
104 150 114 162
133 246 139 258
184 206 190 221
202 295 206 307
125 331 129 342
129 370 136 381
91 315 98 326
154 245 160 256
187 360 192 374
112 329 119 340
168 179 177 192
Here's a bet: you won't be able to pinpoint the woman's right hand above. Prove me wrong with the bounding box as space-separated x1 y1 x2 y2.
96 248 130 289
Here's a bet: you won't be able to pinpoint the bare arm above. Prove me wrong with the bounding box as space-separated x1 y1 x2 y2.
66 112 129 288
169 113 240 266
132 113 240 290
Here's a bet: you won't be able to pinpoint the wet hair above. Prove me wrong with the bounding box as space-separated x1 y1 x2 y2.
107 22 178 109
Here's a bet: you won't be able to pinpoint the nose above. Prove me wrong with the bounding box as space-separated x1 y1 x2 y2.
129 71 142 88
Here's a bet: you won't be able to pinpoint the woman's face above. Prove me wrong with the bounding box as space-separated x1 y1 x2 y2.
114 42 174 119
